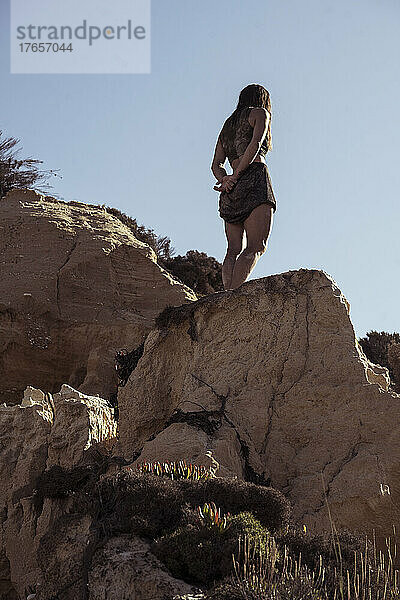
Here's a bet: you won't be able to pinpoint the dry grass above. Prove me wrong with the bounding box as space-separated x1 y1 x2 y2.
215 473 400 600
226 527 400 599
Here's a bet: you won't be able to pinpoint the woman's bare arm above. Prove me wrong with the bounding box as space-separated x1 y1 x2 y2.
233 107 270 179
211 134 228 183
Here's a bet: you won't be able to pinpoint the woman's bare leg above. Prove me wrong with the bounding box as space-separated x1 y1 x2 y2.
229 203 274 289
222 220 245 290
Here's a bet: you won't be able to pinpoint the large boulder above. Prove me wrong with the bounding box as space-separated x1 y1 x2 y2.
87 536 202 600
0 189 196 405
37 526 203 600
118 268 400 547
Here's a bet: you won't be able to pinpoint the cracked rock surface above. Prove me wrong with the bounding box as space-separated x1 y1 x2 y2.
0 385 116 599
0 385 196 599
118 268 400 544
87 536 202 600
0 189 197 405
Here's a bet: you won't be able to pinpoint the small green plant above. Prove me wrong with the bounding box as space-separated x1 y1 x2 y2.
197 502 230 531
134 458 217 480
152 511 270 586
182 476 290 534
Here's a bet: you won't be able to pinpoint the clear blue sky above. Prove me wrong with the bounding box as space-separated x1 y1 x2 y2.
1 0 399 339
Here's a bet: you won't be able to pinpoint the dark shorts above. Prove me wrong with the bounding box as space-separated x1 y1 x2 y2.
218 161 277 224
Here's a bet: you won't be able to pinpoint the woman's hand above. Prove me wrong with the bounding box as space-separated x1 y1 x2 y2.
213 174 238 193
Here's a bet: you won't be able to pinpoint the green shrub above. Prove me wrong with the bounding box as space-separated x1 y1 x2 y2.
208 526 399 600
160 250 223 296
36 466 290 594
152 524 222 585
71 471 290 541
85 471 187 539
0 130 57 198
275 578 324 600
358 330 400 387
197 502 230 531
152 511 269 587
180 477 290 534
35 464 95 498
37 467 289 541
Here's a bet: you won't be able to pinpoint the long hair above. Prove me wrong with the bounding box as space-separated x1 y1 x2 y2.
224 84 272 151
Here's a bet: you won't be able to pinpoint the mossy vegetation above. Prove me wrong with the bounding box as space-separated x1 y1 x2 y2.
70 468 290 540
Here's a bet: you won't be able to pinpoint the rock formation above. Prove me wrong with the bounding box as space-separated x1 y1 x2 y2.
87 536 201 600
0 385 202 599
118 268 400 549
0 385 115 598
2 190 400 596
0 189 196 405
0 190 205 598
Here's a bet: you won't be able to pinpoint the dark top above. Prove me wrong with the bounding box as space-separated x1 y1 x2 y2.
219 106 269 163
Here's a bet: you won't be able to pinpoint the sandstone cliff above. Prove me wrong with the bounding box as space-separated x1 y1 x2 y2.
118 268 400 548
0 385 201 599
0 385 115 598
2 190 400 598
0 190 196 405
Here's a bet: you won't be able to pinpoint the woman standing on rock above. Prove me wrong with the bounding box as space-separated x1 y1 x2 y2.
211 84 277 290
